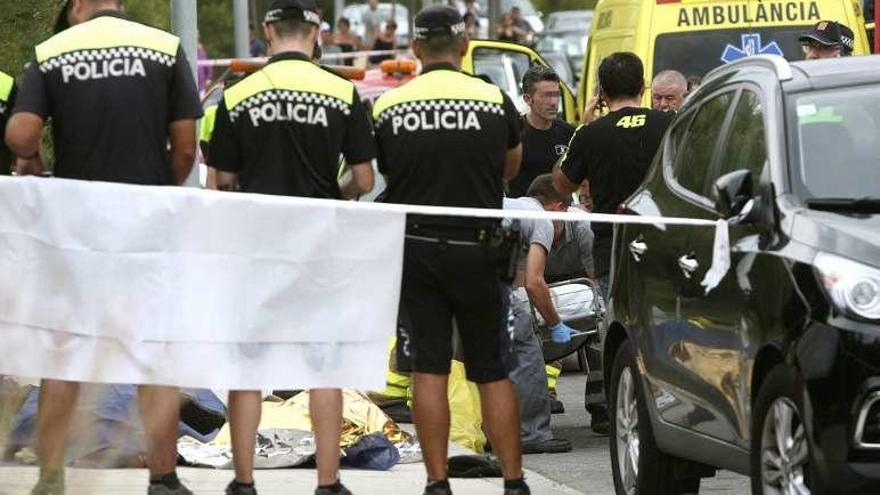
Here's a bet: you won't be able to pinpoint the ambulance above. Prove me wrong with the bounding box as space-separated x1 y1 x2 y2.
577 0 873 110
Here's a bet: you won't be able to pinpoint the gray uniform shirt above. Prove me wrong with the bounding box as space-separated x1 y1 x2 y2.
503 197 554 286
545 213 594 282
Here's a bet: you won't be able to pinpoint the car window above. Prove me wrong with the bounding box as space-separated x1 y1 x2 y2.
672 92 735 198
714 90 767 188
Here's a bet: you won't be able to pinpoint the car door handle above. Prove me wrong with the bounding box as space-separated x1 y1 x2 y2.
677 254 699 279
629 239 647 262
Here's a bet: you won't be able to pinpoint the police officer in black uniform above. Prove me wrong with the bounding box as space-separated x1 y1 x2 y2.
0 70 16 175
208 1 376 494
5 1 203 494
373 6 529 495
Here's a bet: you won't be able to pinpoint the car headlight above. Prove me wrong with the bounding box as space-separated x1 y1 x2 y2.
814 252 880 321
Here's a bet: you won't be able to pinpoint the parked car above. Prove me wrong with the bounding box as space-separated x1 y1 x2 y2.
536 29 588 82
544 9 592 32
604 54 880 494
340 3 410 47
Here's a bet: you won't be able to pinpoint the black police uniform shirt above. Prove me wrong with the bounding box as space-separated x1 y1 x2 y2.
373 63 521 223
0 71 16 175
508 118 574 198
209 52 376 198
13 11 203 185
560 107 672 237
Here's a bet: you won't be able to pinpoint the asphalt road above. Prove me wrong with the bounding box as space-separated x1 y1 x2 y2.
522 373 751 495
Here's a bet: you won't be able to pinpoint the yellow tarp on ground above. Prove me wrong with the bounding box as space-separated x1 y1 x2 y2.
211 390 410 449
448 360 486 453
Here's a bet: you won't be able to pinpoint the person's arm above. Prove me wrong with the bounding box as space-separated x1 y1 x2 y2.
524 243 562 326
169 119 196 185
215 170 239 191
553 124 589 195
339 89 377 198
167 45 204 185
339 162 374 199
206 99 242 190
501 91 522 180
6 112 44 175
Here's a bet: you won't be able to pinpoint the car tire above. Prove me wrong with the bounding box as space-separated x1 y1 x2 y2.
609 342 699 495
750 364 822 495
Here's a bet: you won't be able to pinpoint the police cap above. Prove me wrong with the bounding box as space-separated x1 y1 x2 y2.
799 20 855 54
413 5 467 40
264 0 321 27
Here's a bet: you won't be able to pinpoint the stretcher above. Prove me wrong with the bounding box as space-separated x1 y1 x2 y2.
513 278 606 364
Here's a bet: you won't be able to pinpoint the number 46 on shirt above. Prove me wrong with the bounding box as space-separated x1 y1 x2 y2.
616 115 646 129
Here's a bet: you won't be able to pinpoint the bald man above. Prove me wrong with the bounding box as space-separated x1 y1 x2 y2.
651 70 687 113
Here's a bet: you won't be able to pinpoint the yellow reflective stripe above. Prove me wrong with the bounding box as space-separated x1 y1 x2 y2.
0 72 13 102
224 60 354 111
200 105 218 143
36 16 179 63
373 70 504 119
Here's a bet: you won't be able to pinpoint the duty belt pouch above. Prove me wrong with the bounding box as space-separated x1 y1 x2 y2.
487 221 521 284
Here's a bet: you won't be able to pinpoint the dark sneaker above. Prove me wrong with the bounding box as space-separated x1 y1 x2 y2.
504 487 531 495
550 396 565 414
226 480 258 495
423 480 453 495
315 484 353 495
147 485 193 495
521 438 572 454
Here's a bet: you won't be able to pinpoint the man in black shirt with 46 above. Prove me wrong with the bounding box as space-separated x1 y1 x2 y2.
508 65 574 199
553 52 672 296
552 52 671 427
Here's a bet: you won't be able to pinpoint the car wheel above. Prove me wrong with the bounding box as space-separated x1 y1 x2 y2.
609 343 697 494
750 364 818 495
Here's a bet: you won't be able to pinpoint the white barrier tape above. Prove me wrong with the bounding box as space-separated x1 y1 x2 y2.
198 50 406 67
0 177 731 389
338 199 730 294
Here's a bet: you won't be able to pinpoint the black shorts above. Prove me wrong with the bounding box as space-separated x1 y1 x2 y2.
396 235 511 384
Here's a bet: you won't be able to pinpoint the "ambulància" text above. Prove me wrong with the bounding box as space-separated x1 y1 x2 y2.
677 1 820 27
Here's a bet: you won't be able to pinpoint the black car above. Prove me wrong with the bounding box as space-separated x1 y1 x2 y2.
603 54 880 494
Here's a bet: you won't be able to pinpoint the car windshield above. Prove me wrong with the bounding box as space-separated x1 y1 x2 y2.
788 84 880 200
537 32 587 58
653 26 808 79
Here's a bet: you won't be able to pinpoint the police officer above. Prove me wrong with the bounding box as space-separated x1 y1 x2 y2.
5 1 202 494
373 6 528 495
799 20 855 59
0 70 16 175
207 1 376 494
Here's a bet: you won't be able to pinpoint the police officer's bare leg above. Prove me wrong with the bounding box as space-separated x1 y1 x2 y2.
412 372 451 480
229 390 262 484
137 385 181 477
310 388 344 486
477 379 524 480
35 379 79 481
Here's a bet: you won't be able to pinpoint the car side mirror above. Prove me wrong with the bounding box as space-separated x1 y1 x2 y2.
713 170 753 220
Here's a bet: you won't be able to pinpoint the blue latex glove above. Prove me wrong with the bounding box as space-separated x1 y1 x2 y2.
549 322 577 344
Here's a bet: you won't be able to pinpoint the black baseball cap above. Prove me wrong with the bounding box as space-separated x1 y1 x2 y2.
799 20 855 54
264 0 321 26
413 5 467 40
